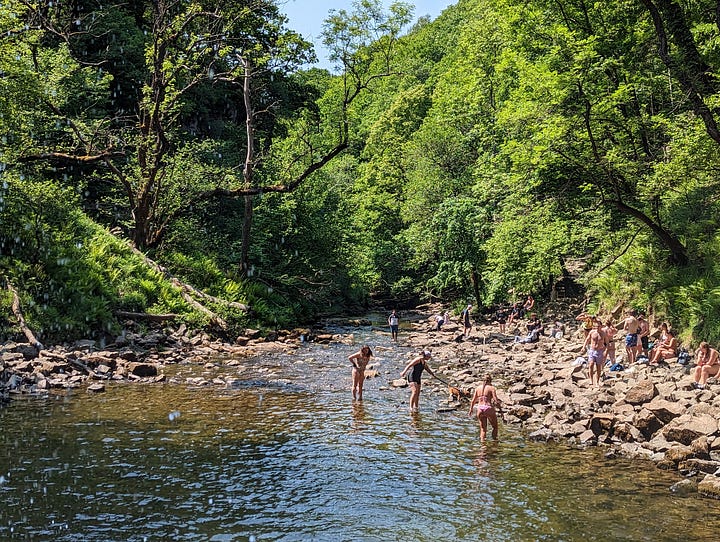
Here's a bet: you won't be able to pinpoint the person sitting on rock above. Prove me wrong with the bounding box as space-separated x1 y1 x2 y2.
649 323 677 365
515 313 543 343
549 319 565 339
693 342 719 389
507 302 522 325
522 294 535 316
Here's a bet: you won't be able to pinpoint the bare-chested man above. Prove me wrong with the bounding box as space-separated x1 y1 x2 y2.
623 310 640 364
583 319 607 386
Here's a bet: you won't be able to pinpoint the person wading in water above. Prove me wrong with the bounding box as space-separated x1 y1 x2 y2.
348 345 373 401
400 351 436 412
468 374 503 440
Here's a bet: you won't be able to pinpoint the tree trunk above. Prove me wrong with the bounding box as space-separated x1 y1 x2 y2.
641 0 720 146
612 199 689 265
470 268 483 310
6 281 43 348
239 56 255 278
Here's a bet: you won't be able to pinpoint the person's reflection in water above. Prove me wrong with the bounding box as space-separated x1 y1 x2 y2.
351 402 367 432
474 441 499 472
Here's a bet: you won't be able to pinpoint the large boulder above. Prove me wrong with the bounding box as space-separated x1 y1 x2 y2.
646 398 685 424
625 379 657 405
126 362 159 378
633 408 663 440
662 414 719 445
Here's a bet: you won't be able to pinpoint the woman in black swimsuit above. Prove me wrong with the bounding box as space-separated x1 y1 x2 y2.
400 351 435 412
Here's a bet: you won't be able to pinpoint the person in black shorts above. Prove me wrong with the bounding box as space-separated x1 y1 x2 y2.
495 307 508 334
400 351 436 412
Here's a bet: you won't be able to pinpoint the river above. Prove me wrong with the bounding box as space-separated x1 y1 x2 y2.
1 327 719 541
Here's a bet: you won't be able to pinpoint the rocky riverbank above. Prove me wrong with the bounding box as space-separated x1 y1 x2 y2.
391 302 720 500
3 303 720 499
0 324 350 398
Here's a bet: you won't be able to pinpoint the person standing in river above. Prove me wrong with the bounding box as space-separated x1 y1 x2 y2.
388 310 399 342
348 345 373 401
468 374 502 440
400 350 436 412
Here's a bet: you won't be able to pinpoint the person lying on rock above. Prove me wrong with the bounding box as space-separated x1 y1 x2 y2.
515 313 544 343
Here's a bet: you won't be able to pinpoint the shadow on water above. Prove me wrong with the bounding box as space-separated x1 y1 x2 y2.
1 327 720 541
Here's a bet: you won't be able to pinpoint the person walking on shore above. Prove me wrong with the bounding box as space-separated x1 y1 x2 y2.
583 319 607 386
468 374 502 440
400 351 436 412
462 304 473 337
348 345 373 401
388 310 399 342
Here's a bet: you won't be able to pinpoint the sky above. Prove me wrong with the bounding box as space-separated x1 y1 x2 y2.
280 0 456 69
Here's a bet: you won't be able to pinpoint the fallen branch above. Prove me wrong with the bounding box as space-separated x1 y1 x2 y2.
6 281 44 349
127 245 250 329
115 311 180 322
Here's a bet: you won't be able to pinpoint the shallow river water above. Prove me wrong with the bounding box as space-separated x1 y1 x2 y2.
2 327 720 541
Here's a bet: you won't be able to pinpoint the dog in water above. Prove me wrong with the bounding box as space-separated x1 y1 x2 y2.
448 386 472 402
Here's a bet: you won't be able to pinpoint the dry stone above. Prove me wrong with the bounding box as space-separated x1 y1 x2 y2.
645 398 684 424
625 379 656 405
663 414 719 445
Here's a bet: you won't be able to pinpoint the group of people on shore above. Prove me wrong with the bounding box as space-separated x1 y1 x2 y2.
577 309 681 386
358 301 720 441
577 309 720 390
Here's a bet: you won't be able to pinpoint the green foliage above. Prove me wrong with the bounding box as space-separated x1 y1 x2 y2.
4 0 720 346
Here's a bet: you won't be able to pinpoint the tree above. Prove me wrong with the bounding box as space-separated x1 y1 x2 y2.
9 0 314 251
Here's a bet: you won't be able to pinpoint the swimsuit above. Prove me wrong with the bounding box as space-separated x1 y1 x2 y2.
625 333 638 347
587 348 605 365
353 356 369 371
474 384 495 416
407 361 424 384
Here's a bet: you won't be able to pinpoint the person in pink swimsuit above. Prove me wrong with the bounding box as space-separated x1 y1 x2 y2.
468 374 502 440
